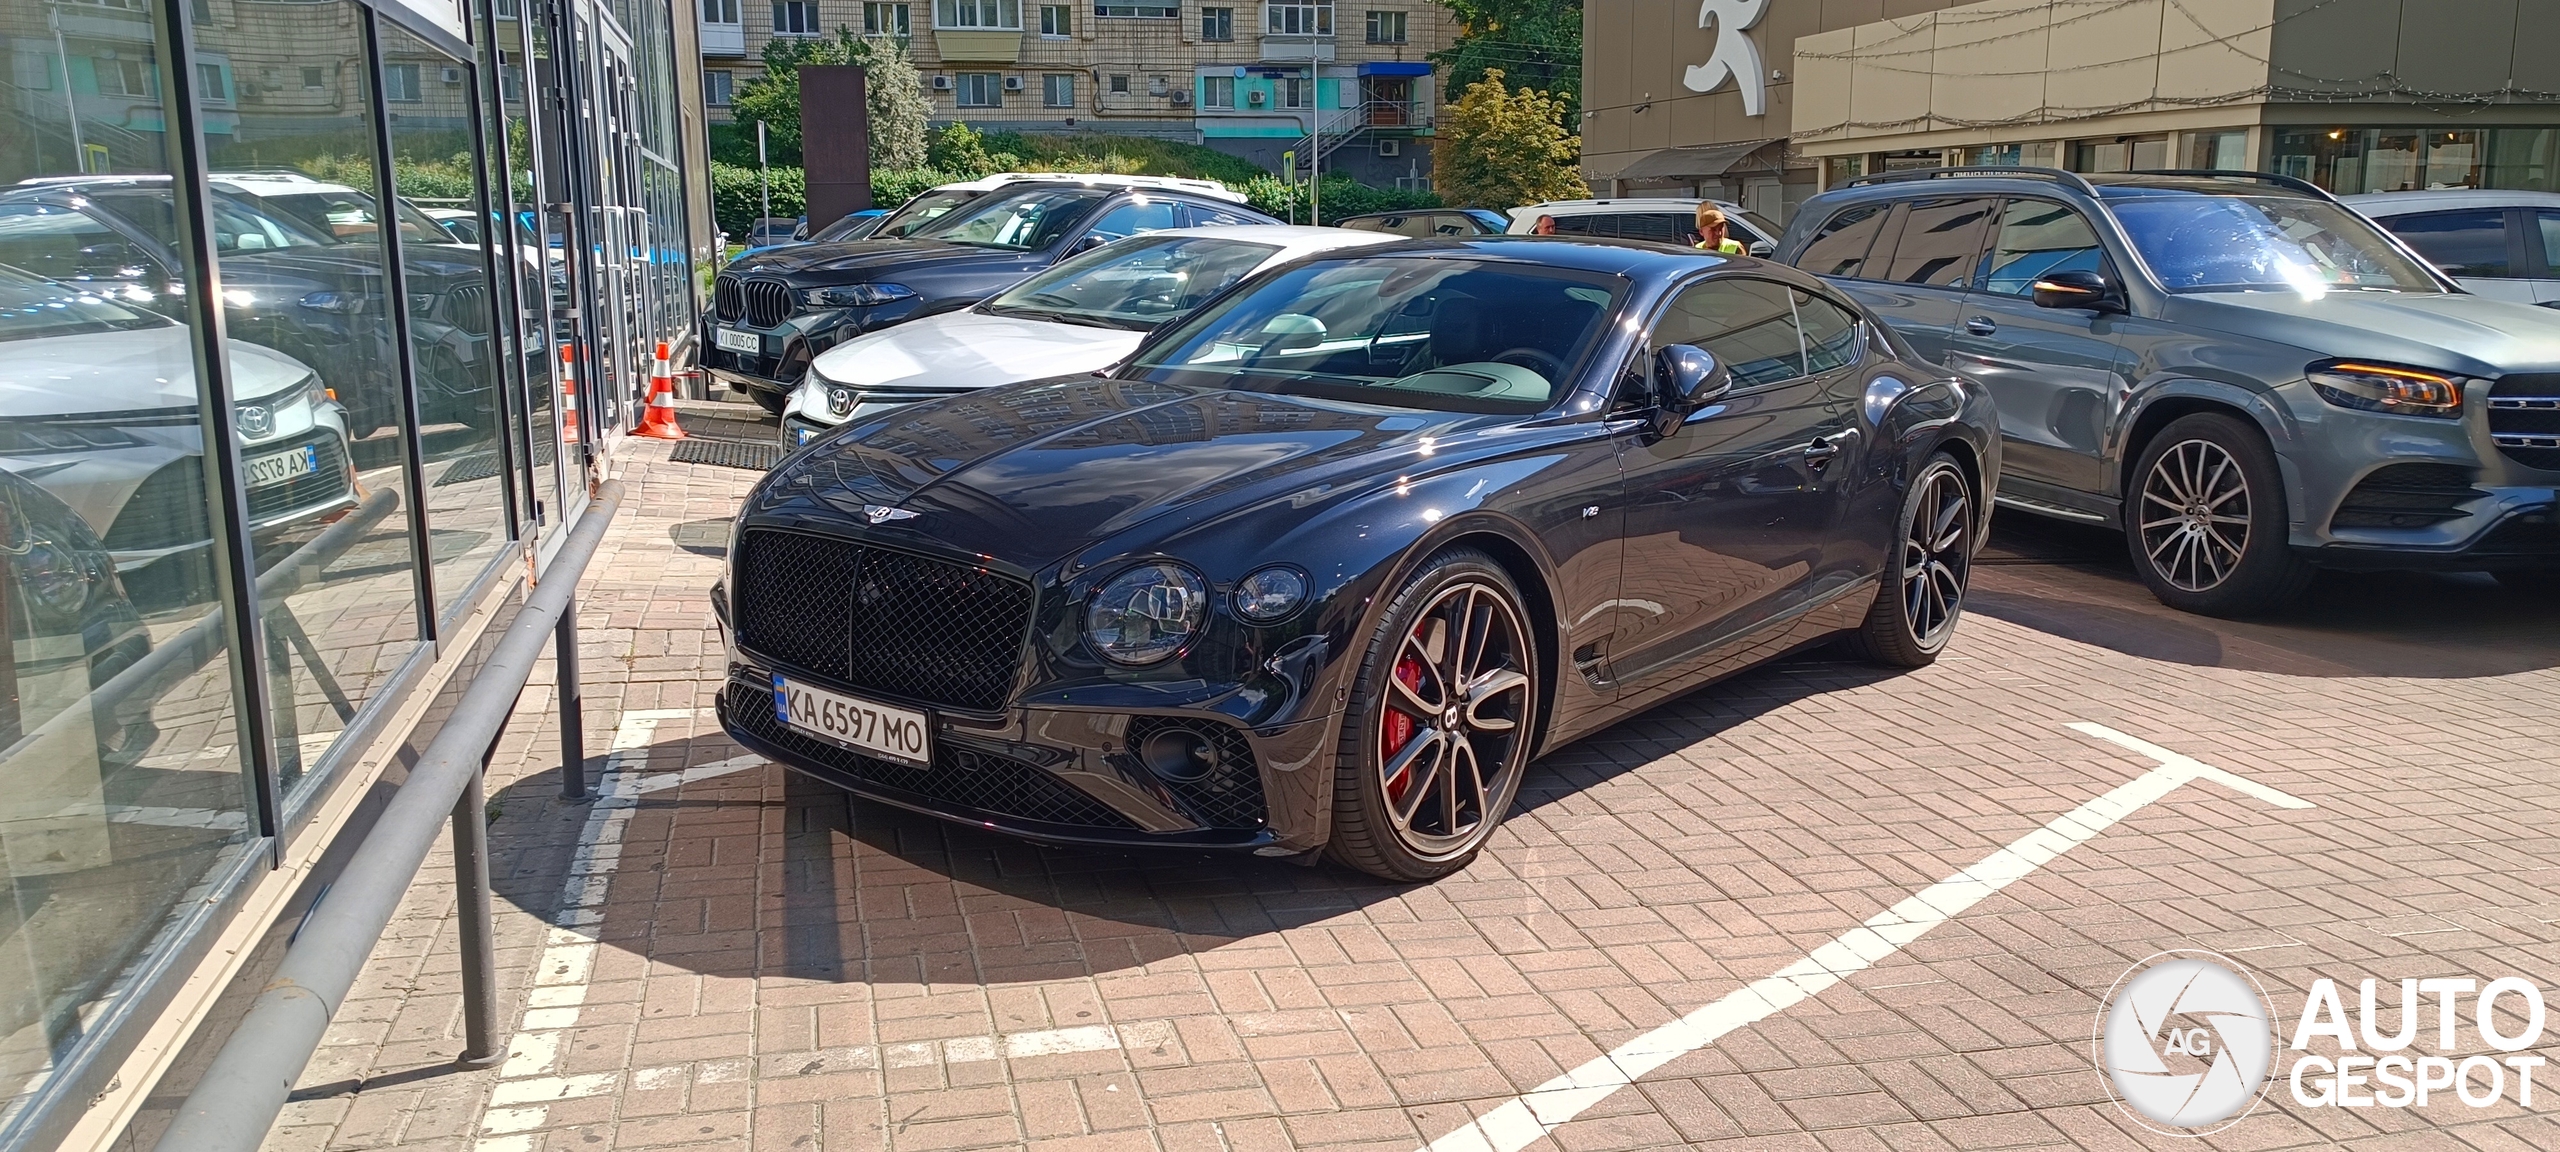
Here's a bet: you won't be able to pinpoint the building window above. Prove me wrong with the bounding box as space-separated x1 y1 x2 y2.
1202 74 1234 108
1280 75 1309 107
381 61 421 102
701 0 737 21
1093 2 1175 14
1109 72 1129 93
1043 72 1074 106
2069 134 2166 174
935 0 1021 29
2189 129 2247 171
863 1 910 33
1364 8 1402 42
1039 2 1068 34
91 53 156 97
956 70 1003 106
197 61 229 100
1200 5 1231 38
302 64 325 88
773 0 817 33
706 68 733 104
1266 1 1328 35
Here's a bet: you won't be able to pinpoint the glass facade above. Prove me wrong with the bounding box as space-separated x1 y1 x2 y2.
2273 127 2560 194
0 0 699 1135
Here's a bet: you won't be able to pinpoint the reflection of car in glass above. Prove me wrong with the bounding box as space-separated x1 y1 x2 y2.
0 266 356 573
2346 188 2560 306
715 238 1996 879
0 174 499 439
419 205 482 245
702 180 1282 413
807 209 887 244
1781 167 2560 615
1 465 154 765
1334 210 1507 238
1505 198 1780 253
780 226 1397 446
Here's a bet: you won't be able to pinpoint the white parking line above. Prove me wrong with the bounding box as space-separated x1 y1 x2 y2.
1416 723 2313 1152
472 708 760 1152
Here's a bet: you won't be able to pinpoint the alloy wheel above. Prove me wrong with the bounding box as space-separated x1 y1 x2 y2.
1374 581 1533 857
1901 465 1972 647
2139 438 2252 592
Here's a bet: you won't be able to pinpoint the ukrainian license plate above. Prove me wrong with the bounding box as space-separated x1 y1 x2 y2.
714 326 761 354
773 674 930 767
245 444 318 487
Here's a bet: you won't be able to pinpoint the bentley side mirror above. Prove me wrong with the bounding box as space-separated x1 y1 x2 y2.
1070 233 1111 254
1651 343 1732 435
2031 268 2125 313
1747 239 1775 257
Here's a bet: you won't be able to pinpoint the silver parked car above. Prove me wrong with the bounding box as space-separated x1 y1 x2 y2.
2347 188 2560 307
0 266 356 573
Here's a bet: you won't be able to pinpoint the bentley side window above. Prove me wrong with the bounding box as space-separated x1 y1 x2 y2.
1649 278 1805 390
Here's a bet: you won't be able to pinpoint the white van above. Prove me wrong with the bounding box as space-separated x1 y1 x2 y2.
1505 198 1781 254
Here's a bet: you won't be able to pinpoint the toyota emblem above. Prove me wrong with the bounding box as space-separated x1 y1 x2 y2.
236 405 273 438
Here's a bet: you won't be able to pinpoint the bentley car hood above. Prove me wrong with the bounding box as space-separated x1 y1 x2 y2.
810 310 1143 391
727 238 1036 279
0 328 314 418
2174 291 2560 375
758 376 1498 567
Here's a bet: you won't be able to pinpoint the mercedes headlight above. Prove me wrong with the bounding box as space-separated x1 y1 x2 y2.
803 283 916 309
1085 562 1208 665
1233 566 1308 623
2308 360 2465 419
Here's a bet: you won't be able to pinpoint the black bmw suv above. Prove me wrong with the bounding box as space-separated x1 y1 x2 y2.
701 180 1279 413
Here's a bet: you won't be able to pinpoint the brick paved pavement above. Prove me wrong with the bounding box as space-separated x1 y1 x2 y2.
273 417 2560 1152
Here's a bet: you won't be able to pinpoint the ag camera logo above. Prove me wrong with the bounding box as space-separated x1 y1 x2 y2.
2096 952 2276 1134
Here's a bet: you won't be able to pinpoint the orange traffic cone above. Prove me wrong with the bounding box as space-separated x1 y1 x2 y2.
635 341 687 440
558 345 580 444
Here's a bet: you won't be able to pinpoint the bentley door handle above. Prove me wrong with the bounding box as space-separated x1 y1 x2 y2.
1963 315 1998 337
1803 436 1843 470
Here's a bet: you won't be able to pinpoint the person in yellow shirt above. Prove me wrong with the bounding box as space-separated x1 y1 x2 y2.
1694 204 1745 254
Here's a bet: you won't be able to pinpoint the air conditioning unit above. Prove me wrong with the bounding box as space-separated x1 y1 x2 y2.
1003 74 1023 90
440 66 462 84
1148 76 1168 96
931 74 953 89
1247 89 1266 106
1376 138 1400 157
1169 90 1191 106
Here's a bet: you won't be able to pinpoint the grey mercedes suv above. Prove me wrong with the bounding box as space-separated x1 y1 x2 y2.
1778 167 2560 615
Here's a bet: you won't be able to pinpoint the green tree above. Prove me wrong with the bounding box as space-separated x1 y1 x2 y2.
926 121 996 177
1431 69 1587 210
729 29 930 171
1432 0 1582 122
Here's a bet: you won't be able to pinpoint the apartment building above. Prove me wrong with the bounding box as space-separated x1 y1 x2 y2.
700 0 1448 185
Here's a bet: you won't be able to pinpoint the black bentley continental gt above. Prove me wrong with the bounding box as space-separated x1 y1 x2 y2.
714 238 1999 880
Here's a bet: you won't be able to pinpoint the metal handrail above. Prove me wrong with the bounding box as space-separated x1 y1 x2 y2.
146 478 625 1152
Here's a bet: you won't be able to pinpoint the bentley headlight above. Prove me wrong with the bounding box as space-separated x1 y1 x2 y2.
803 283 916 309
1085 562 1207 665
2309 360 2464 418
1233 566 1307 622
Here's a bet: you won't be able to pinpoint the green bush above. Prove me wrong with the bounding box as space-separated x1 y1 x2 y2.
709 161 807 236
1239 175 1442 224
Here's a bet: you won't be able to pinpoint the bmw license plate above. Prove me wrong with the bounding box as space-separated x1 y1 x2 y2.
245 444 318 487
773 674 931 767
714 326 761 354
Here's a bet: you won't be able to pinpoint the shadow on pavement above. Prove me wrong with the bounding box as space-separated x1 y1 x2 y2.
482 651 1908 986
1969 510 2560 678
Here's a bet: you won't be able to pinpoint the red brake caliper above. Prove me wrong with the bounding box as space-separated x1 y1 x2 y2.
1383 652 1424 801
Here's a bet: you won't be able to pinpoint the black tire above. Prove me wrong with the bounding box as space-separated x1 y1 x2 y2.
1846 453 1974 668
2125 413 2313 617
1327 548 1538 882
746 387 788 416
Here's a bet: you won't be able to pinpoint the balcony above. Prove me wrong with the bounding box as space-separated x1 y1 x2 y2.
933 28 1022 62
1259 35 1333 61
699 20 744 55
